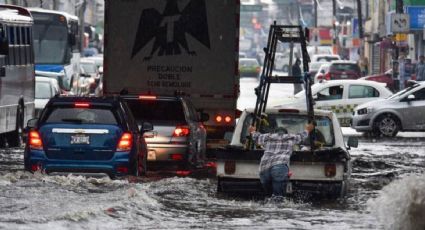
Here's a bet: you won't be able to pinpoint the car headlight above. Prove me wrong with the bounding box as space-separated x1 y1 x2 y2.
357 107 373 115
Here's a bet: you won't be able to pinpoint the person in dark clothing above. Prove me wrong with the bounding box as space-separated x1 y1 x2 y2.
292 58 303 94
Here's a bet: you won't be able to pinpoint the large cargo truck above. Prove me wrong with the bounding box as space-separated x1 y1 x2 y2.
103 0 240 151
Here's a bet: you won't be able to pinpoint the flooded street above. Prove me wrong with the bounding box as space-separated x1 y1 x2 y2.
0 136 424 229
1 78 425 229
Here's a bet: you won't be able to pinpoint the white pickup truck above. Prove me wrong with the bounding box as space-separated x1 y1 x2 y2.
215 108 358 198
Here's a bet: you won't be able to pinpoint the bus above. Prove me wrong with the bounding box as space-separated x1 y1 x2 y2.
0 5 35 147
28 8 80 94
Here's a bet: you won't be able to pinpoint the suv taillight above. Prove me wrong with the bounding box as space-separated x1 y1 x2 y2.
117 132 133 151
29 130 43 150
173 126 190 137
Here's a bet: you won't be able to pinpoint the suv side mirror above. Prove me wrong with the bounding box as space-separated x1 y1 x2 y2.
140 121 153 133
27 118 38 129
199 112 209 122
347 136 358 149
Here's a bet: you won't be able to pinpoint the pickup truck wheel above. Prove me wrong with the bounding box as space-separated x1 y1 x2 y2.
217 177 223 193
375 114 399 137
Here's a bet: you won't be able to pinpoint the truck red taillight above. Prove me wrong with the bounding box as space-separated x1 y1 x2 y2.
138 95 157 100
325 72 331 80
215 115 232 123
29 131 43 150
117 132 133 151
324 164 336 177
173 126 190 137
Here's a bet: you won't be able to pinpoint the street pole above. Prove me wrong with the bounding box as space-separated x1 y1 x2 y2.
357 0 363 39
393 0 403 91
332 0 337 55
313 0 317 28
78 0 87 52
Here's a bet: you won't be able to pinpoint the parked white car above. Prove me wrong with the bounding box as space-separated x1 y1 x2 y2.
35 76 60 117
311 54 341 63
270 80 393 127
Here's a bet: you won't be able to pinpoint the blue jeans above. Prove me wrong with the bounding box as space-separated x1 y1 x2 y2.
259 164 289 197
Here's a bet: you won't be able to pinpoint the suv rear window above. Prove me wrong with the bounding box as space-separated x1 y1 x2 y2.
330 63 360 73
126 100 186 122
45 107 118 124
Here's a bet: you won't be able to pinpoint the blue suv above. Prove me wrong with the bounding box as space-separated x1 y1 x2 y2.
24 96 153 178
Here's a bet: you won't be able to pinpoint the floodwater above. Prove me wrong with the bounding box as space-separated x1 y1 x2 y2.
0 78 424 229
0 137 424 229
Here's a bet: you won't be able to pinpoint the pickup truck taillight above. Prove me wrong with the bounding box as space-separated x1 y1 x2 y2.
324 164 336 177
173 126 190 137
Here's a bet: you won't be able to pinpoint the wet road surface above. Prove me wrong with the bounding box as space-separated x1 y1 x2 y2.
0 135 424 229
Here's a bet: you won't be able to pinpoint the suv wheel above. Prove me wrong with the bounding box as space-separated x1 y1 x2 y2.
375 114 399 137
137 154 147 176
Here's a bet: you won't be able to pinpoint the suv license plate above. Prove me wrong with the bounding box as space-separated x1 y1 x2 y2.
341 74 347 78
70 135 90 144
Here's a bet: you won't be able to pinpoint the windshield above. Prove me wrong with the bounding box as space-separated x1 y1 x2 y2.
45 107 118 124
126 100 186 123
310 62 326 70
35 82 52 99
387 84 420 99
239 59 259 66
32 13 69 64
81 63 97 74
330 63 360 73
241 113 334 147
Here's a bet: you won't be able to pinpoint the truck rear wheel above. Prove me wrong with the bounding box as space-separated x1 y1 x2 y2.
7 103 24 148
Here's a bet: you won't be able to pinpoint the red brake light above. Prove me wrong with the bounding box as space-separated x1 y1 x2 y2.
75 102 90 108
324 164 336 177
117 132 133 151
29 131 43 150
224 116 232 123
139 95 157 100
173 126 190 137
325 72 331 80
117 166 129 174
170 153 184 161
215 115 223 123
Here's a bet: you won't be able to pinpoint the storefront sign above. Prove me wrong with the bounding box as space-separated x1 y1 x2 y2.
406 6 425 30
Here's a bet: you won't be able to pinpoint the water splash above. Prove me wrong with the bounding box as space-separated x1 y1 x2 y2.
367 174 425 230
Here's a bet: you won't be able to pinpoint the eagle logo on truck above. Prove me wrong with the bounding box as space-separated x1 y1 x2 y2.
131 0 211 60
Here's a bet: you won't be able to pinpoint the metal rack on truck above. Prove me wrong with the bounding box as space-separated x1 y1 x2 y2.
251 24 314 151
